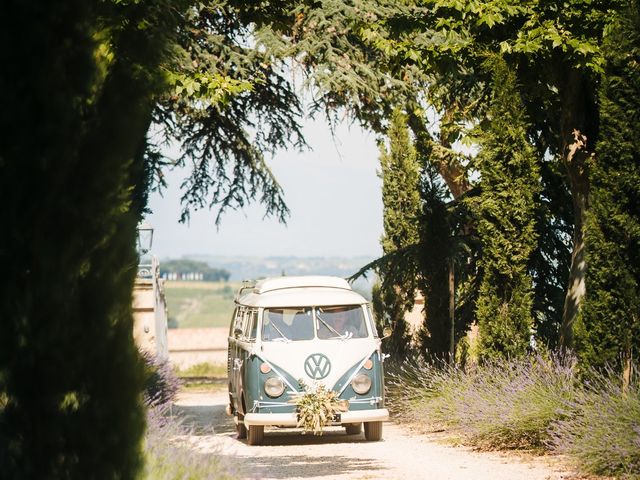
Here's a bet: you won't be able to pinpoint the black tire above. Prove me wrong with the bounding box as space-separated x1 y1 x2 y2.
364 421 383 441
236 415 247 439
344 423 362 435
247 425 265 445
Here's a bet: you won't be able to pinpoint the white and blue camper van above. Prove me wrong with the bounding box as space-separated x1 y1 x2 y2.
226 276 389 445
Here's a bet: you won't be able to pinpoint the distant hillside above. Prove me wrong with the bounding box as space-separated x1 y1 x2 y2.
158 255 378 299
160 259 230 281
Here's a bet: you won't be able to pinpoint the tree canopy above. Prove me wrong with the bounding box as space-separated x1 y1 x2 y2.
2 0 639 476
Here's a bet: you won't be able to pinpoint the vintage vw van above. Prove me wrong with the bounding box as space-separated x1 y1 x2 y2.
226 276 389 445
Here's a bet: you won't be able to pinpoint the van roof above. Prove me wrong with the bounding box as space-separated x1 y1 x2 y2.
235 275 367 308
254 275 351 293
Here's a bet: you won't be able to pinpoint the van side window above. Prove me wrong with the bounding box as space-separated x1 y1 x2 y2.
245 309 258 341
229 307 238 336
233 307 246 337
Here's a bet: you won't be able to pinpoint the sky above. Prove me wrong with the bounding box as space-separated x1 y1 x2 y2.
146 115 384 259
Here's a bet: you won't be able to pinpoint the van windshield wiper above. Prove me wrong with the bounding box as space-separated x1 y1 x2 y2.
316 313 347 340
270 322 291 342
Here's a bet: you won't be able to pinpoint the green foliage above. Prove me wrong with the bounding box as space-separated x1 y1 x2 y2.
0 0 184 475
379 110 421 261
579 1 640 372
416 178 456 360
376 110 421 359
281 0 418 132
470 57 539 359
160 259 231 282
0 1 309 477
372 281 414 359
529 159 573 349
154 2 307 225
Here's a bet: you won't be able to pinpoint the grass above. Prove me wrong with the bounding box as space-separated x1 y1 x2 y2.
174 362 228 393
164 281 241 328
175 362 227 378
388 355 640 479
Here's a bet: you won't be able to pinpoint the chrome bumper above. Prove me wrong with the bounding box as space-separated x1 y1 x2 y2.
243 408 389 427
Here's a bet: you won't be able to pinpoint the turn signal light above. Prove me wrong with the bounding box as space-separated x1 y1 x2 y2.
260 363 272 374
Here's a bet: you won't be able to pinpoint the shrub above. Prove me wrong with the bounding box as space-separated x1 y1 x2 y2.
143 405 236 480
549 368 640 478
142 351 182 408
389 354 579 449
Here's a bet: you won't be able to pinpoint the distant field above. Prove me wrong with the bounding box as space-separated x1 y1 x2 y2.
163 280 241 328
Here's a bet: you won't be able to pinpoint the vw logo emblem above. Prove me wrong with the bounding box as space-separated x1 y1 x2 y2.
304 353 331 380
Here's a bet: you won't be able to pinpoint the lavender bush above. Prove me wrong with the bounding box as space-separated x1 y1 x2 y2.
389 355 640 478
141 351 182 408
388 354 579 449
142 355 237 479
549 367 640 479
143 404 236 480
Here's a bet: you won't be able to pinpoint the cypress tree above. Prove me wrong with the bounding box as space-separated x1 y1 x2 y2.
416 177 456 360
0 2 185 476
473 57 540 359
578 1 640 373
376 109 421 359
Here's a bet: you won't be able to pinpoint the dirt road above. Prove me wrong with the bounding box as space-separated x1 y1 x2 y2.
173 390 579 480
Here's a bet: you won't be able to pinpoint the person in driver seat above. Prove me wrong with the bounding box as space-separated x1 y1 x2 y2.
318 308 359 338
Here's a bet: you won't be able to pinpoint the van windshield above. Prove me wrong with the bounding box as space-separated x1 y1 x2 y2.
262 305 367 341
262 308 314 341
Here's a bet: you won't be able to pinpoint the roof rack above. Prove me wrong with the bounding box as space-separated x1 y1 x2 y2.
234 280 256 302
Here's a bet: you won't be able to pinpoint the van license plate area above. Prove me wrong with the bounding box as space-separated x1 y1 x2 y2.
295 413 341 423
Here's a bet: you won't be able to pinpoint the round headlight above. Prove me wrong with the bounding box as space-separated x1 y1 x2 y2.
351 373 372 395
264 377 285 398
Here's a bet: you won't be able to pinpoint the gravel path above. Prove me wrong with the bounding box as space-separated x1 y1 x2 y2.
173 390 579 480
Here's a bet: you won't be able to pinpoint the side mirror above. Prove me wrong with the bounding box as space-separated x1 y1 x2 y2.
234 327 243 338
382 327 392 339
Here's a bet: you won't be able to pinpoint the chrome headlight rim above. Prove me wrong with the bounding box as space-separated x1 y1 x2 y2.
351 373 372 395
264 376 286 398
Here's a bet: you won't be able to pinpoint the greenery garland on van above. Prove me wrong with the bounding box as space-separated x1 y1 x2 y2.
289 380 348 435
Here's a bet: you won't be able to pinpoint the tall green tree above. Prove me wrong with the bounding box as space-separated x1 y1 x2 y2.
471 57 540 359
285 0 618 350
0 1 308 477
0 1 181 476
416 175 458 360
375 110 421 359
578 1 640 373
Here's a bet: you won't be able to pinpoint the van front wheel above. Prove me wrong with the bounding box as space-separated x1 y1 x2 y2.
247 425 264 445
344 423 362 435
236 415 247 439
364 421 382 441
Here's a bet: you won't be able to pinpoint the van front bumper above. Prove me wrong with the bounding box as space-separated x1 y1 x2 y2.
243 408 389 427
